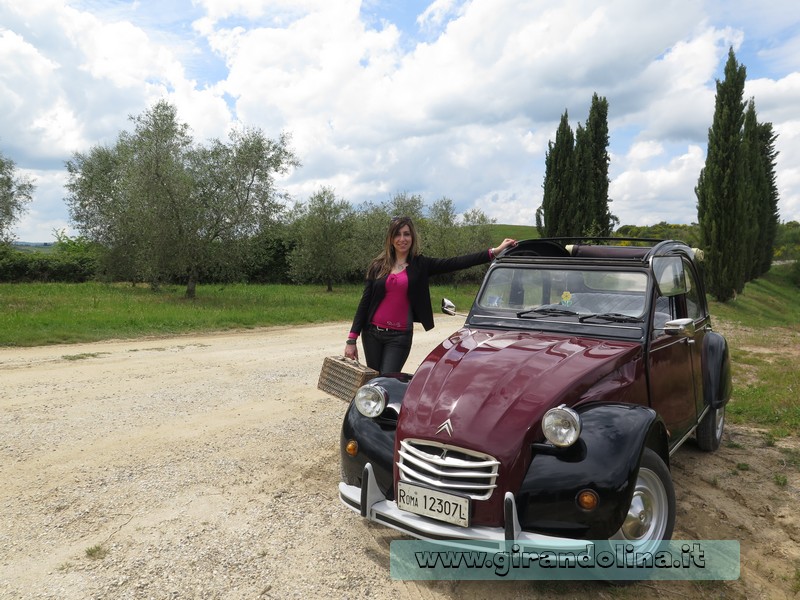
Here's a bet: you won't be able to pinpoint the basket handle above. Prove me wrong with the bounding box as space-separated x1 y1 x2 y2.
335 355 378 377
339 355 364 366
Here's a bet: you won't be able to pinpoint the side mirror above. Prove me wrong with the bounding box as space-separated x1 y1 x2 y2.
441 298 457 316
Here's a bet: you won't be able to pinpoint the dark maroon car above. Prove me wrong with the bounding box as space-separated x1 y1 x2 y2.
338 239 731 553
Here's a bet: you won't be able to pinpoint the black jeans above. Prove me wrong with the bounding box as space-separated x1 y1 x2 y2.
362 326 413 374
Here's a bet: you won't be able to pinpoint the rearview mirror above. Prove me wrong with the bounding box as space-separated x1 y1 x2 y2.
441 298 457 316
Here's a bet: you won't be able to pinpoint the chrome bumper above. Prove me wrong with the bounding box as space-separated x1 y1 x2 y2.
338 463 586 549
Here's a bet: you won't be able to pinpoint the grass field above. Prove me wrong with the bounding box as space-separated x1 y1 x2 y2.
1 263 797 434
487 223 539 241
0 281 480 346
707 265 800 436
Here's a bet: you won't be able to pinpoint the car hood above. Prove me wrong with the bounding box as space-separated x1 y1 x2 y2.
396 328 641 463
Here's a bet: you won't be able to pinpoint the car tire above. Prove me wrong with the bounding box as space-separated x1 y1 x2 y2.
696 403 725 452
609 448 675 555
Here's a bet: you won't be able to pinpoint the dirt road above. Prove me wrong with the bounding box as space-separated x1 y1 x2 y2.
0 318 798 599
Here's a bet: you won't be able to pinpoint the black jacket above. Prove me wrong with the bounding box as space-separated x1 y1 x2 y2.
350 250 491 334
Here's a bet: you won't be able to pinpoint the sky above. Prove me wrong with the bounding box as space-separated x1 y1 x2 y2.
2 0 799 242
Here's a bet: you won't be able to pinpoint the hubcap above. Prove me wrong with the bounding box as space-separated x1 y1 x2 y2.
622 491 652 539
619 468 668 542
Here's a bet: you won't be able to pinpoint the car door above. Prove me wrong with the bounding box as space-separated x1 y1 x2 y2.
681 259 708 417
647 257 704 447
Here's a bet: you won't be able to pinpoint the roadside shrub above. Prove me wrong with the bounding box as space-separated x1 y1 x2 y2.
243 233 294 284
0 242 97 282
0 244 28 281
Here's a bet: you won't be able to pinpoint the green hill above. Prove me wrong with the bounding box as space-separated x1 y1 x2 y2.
486 223 539 241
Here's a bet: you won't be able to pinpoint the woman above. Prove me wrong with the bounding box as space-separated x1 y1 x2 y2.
344 215 516 373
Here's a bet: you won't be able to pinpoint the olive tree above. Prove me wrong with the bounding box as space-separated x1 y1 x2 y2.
347 202 392 279
425 197 460 259
346 193 426 280
66 100 299 297
287 187 354 291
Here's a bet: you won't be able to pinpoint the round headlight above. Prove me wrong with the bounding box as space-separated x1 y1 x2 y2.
354 384 388 418
542 405 582 447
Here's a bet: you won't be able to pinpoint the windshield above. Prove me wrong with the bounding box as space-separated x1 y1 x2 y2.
477 266 649 319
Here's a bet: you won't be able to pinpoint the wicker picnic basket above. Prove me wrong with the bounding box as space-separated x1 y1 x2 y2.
317 356 378 401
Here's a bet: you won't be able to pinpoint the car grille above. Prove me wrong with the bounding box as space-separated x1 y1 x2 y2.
397 439 500 501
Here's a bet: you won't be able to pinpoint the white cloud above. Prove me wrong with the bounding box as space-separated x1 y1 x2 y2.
746 73 800 125
625 141 665 167
610 145 706 225
744 73 800 222
197 0 331 24
0 26 87 160
417 0 460 30
772 120 800 224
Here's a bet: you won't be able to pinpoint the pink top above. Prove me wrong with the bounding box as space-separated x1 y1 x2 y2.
370 269 410 330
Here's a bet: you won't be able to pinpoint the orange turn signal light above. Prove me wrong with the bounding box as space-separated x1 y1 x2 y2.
345 440 358 456
577 489 599 511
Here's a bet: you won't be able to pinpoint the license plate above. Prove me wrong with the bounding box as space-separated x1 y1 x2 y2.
396 481 470 527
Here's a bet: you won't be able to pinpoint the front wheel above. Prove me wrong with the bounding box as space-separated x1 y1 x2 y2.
696 403 725 451
609 448 675 555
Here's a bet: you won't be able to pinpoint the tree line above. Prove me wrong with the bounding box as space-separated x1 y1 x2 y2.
5 218 797 287
0 190 497 292
59 100 496 296
1 100 498 293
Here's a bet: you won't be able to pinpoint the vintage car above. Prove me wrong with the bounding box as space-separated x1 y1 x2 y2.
338 238 731 553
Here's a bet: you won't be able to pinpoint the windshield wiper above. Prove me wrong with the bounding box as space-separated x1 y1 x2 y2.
517 306 580 318
578 312 644 324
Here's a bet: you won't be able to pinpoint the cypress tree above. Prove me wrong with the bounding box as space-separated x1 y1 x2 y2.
585 93 614 236
755 121 780 277
696 48 747 302
539 111 574 237
539 96 614 239
739 99 763 288
571 123 593 235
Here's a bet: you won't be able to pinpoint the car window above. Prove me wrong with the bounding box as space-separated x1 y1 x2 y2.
684 260 703 321
652 294 673 334
478 267 648 317
479 268 546 309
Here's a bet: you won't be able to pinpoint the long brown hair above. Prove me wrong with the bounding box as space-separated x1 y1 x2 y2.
367 216 420 279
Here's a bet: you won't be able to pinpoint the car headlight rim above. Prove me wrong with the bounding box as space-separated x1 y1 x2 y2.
354 384 388 418
543 405 582 447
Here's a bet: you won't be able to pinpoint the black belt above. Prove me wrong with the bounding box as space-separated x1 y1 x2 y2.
371 324 402 332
